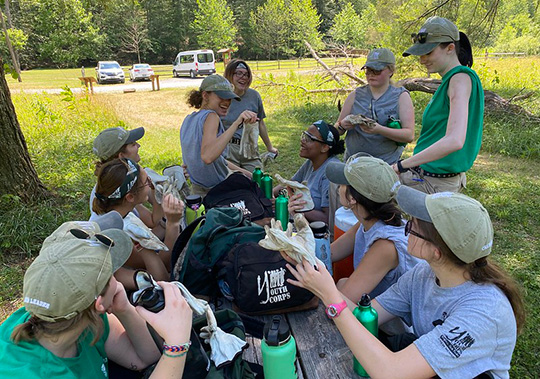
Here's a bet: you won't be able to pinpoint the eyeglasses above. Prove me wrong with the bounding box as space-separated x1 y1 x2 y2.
301 131 326 144
142 177 153 188
404 220 429 241
411 32 455 44
233 71 250 79
363 67 384 76
69 229 114 294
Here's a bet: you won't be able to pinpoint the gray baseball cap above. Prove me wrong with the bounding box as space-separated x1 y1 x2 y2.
403 16 460 57
200 74 241 101
326 153 401 203
93 127 144 160
396 186 493 263
362 48 396 71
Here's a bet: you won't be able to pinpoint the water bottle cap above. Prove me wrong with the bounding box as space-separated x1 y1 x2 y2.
309 221 328 236
185 194 202 205
263 315 291 346
359 293 372 307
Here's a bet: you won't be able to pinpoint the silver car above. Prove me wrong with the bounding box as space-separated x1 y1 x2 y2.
129 64 154 81
96 61 125 84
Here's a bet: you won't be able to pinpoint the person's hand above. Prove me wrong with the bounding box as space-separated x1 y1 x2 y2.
287 193 306 215
286 258 339 303
162 194 184 225
359 121 380 134
181 164 190 181
236 110 258 125
339 119 355 130
391 163 400 175
136 282 192 345
109 280 132 315
267 146 278 154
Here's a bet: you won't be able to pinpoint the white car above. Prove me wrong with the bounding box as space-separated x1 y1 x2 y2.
129 64 154 81
96 61 125 84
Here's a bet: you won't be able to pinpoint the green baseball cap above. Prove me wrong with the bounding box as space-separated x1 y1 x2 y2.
23 219 132 322
396 186 493 263
403 16 460 57
326 153 401 203
93 127 145 161
200 74 241 101
362 48 396 71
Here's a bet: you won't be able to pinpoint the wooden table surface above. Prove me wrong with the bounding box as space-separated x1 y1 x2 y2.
242 301 360 378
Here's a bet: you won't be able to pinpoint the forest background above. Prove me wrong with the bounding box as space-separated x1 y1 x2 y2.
1 0 540 69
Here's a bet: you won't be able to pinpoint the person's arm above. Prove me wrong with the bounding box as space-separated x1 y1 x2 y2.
335 90 356 135
337 239 398 304
159 194 184 267
104 280 162 370
201 111 257 164
359 92 415 143
286 259 436 379
259 119 278 153
227 160 253 178
393 73 471 173
330 222 360 262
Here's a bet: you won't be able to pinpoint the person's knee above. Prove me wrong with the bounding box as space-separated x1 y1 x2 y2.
336 277 348 290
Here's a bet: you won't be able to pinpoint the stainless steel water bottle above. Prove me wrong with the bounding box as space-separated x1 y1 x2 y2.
353 293 378 377
275 194 289 231
309 221 332 275
261 173 273 199
261 316 298 379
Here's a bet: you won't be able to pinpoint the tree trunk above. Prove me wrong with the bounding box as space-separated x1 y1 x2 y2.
0 58 48 201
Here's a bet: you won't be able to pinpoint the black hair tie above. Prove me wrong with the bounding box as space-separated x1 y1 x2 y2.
474 257 488 268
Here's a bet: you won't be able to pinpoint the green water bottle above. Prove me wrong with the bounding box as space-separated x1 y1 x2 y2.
353 293 378 377
261 173 273 199
185 194 205 232
275 194 289 231
387 116 406 147
253 167 263 186
261 316 298 379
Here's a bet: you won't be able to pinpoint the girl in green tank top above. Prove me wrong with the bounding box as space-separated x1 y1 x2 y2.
393 16 484 194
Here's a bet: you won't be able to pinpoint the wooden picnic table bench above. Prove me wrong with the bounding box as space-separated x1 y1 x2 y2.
239 301 359 378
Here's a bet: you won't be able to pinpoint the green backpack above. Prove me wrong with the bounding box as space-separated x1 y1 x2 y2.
171 207 266 297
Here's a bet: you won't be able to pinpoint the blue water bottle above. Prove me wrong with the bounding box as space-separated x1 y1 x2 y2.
309 221 332 275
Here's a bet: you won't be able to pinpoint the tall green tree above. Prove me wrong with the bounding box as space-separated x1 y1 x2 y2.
191 0 237 51
247 0 290 57
329 2 365 48
288 0 323 56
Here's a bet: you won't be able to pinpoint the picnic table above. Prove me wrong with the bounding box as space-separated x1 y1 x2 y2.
242 301 360 378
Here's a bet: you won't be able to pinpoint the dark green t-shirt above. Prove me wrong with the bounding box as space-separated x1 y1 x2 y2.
0 308 110 378
414 66 484 174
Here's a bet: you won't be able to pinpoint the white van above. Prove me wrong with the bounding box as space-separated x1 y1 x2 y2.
173 49 216 78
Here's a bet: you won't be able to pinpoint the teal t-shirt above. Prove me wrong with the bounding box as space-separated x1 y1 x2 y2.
0 308 110 378
414 66 484 174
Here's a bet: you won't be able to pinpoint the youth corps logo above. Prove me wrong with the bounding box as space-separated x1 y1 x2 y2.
439 326 475 358
229 200 251 216
257 267 291 304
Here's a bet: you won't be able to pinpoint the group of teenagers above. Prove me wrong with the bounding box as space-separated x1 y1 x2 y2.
0 16 525 379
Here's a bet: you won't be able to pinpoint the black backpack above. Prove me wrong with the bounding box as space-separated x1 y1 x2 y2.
219 242 319 315
170 207 267 298
203 173 273 222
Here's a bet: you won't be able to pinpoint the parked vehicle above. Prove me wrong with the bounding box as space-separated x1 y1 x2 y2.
129 63 154 81
96 61 125 84
173 49 216 78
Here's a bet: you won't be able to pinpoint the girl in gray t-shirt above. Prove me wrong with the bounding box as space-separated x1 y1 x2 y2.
286 186 524 379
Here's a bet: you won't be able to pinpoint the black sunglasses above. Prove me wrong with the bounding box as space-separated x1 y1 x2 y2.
363 67 384 76
70 229 115 247
404 220 429 241
411 32 455 44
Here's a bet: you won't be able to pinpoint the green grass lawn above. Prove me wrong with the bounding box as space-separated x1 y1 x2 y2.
1 58 540 377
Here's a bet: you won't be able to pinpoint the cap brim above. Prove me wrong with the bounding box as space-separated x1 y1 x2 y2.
126 127 145 144
325 161 349 185
362 62 391 70
99 229 132 272
214 90 241 101
402 42 439 57
91 211 124 231
396 186 432 222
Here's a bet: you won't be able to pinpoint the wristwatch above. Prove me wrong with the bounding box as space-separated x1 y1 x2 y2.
397 159 409 174
325 300 347 319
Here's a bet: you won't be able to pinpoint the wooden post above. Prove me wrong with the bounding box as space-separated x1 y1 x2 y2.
78 77 97 94
298 58 300 68
150 75 160 91
278 60 280 70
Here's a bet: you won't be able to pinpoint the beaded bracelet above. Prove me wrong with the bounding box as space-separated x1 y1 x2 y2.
163 341 191 358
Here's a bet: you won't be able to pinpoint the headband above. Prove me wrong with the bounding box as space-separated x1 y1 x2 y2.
96 158 140 201
313 120 335 146
236 63 247 69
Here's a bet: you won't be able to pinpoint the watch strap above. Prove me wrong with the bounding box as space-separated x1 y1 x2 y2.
325 300 347 318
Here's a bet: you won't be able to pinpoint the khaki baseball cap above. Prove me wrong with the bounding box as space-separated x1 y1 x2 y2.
93 127 145 160
23 219 132 322
403 16 460 57
326 153 401 203
396 186 493 263
200 74 241 101
362 48 396 71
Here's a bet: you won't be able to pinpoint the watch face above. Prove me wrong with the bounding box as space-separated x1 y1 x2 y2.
326 305 338 318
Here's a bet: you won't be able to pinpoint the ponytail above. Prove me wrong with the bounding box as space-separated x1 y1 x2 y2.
440 32 473 67
346 186 403 227
187 89 203 108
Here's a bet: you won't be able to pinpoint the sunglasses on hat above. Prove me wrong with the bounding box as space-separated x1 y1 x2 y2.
411 32 455 44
